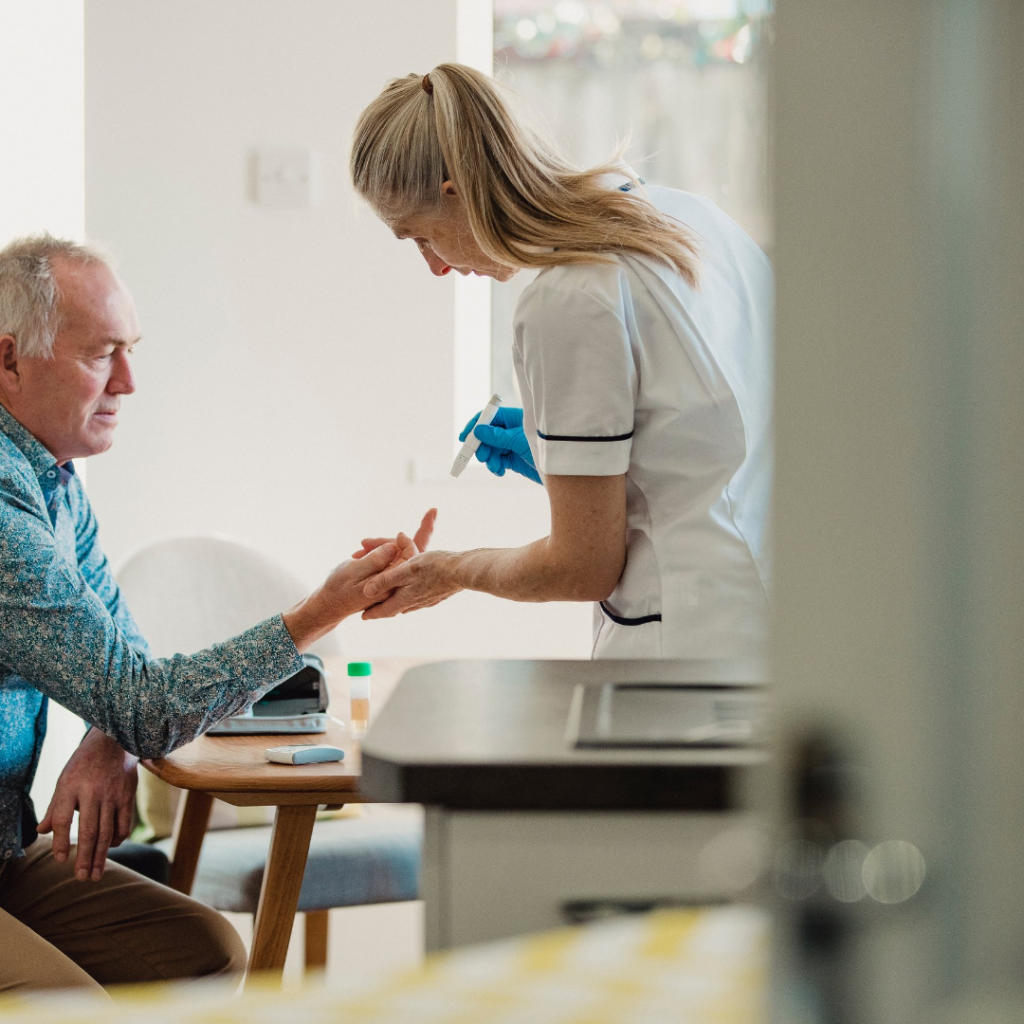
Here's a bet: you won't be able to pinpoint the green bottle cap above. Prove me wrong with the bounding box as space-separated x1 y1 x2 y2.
347 662 372 677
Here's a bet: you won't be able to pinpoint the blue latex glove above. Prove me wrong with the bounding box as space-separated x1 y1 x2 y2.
459 406 542 484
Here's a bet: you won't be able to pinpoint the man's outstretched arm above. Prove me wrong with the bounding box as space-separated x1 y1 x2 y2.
0 475 408 759
31 526 436 880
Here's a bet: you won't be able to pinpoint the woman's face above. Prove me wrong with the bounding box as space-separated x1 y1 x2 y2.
389 183 519 283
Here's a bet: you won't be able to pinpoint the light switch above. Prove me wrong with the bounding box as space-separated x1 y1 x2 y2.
252 147 318 207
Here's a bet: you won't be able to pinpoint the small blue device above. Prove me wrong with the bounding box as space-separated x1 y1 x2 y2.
264 744 345 765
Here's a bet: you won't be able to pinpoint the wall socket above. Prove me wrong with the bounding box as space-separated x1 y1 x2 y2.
252 147 318 208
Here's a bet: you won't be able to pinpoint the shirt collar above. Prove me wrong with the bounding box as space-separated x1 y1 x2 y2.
0 403 67 483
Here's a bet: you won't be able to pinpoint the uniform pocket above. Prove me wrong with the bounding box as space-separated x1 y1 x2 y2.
661 570 767 659
592 610 663 660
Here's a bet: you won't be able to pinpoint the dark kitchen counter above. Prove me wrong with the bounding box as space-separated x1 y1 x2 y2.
360 659 766 812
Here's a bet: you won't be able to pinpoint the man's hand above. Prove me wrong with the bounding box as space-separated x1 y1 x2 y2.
351 508 437 561
37 728 139 882
282 509 439 649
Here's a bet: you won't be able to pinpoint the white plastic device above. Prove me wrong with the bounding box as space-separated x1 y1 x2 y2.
451 393 502 477
264 744 345 765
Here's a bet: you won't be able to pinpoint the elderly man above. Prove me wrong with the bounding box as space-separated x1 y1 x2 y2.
0 235 430 993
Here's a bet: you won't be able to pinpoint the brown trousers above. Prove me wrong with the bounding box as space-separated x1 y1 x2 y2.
0 836 245 993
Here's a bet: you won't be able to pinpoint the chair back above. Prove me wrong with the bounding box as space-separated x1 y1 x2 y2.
116 535 341 837
116 535 340 658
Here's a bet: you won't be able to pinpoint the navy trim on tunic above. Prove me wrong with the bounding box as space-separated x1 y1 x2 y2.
600 602 662 626
537 429 634 443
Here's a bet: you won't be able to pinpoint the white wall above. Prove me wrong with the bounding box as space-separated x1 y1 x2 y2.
0 1 84 245
0 0 87 813
84 0 592 662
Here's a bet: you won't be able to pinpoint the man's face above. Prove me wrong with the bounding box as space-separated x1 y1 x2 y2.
5 259 141 463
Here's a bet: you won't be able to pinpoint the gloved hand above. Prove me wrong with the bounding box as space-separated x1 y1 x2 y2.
459 406 542 484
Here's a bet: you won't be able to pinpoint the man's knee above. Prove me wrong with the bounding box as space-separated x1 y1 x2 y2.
188 904 247 979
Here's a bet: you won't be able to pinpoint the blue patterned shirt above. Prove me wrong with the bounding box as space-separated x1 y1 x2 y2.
0 405 303 860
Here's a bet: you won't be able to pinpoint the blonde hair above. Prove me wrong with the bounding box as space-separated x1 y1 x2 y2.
350 63 700 287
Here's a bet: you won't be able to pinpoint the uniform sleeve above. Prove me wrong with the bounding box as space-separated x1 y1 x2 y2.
0 473 303 759
514 267 637 476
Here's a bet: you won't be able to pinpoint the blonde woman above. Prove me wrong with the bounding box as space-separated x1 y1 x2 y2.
352 63 772 660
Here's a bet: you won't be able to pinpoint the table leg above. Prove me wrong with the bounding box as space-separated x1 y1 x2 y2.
247 803 318 977
305 910 329 971
168 790 213 895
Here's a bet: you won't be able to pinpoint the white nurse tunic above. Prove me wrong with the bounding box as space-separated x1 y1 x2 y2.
511 186 773 660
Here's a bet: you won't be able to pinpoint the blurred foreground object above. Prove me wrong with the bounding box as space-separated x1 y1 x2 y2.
0 905 767 1024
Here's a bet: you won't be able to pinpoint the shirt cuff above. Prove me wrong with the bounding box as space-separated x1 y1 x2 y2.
239 614 305 694
536 437 632 476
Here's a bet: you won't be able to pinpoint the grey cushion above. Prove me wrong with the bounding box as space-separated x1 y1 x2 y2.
107 841 171 885
156 807 421 913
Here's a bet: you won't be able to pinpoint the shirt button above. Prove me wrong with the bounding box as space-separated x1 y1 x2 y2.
46 470 56 479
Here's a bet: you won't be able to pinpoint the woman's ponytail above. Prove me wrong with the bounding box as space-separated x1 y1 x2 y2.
351 63 700 287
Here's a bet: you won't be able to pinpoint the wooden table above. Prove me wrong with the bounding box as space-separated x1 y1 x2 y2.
142 656 423 977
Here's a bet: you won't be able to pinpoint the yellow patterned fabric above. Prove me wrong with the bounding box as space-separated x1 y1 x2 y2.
0 906 766 1023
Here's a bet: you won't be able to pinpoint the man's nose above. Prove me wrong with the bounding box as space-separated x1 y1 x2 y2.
421 247 451 277
109 349 136 395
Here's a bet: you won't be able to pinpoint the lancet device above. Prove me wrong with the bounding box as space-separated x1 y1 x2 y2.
264 744 345 765
451 393 502 478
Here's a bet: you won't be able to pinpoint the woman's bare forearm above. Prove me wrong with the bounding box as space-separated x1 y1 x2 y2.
360 476 627 619
450 537 620 603
453 474 626 602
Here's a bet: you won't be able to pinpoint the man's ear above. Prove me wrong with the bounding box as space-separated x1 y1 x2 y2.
0 334 23 395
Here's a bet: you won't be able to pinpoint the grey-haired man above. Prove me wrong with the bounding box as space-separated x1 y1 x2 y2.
0 235 426 992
